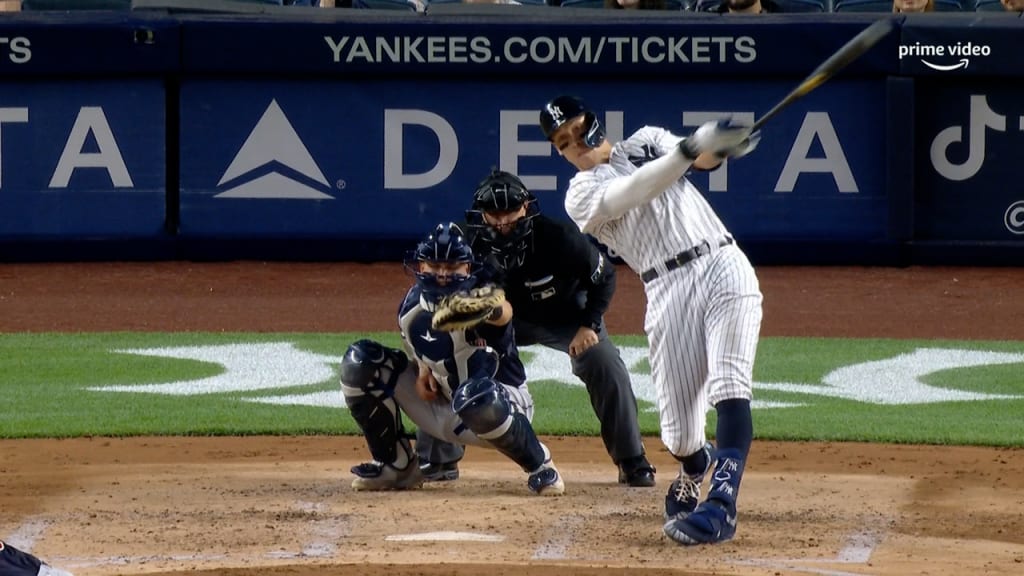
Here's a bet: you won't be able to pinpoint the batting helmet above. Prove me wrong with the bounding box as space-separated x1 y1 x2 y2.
405 222 479 305
539 95 605 148
465 171 540 273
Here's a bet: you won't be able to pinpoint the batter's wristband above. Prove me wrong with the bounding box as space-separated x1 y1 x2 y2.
678 138 700 161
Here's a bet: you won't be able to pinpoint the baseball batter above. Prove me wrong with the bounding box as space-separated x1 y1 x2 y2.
539 95 763 545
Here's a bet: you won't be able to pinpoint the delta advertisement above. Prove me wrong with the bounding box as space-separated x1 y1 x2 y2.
177 79 889 243
0 81 165 238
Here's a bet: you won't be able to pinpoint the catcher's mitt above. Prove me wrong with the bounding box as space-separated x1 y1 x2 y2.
431 285 506 332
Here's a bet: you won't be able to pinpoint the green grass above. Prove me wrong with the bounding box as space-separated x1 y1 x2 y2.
1 332 1022 446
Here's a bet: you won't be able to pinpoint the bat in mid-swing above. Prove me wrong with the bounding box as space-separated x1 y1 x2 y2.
749 18 897 133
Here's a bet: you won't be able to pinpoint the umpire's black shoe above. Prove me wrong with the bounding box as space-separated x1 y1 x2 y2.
618 455 657 487
420 460 460 482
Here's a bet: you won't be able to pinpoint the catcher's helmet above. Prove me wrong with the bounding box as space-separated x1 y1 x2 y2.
539 95 605 149
406 222 479 305
465 170 539 273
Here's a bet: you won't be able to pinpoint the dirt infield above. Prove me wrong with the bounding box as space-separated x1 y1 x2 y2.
2 262 1024 576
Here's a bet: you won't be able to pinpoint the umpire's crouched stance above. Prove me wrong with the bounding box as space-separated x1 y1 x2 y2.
416 170 656 487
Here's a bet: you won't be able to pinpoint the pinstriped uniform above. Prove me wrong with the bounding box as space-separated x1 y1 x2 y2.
565 126 763 458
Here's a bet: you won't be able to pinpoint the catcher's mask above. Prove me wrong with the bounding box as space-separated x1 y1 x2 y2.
465 170 539 272
405 222 479 305
539 95 605 149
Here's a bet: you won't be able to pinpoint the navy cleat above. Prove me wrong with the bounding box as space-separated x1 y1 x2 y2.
527 464 565 496
664 473 703 519
663 499 737 546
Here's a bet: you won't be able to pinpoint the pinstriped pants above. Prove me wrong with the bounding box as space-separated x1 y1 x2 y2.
642 244 763 458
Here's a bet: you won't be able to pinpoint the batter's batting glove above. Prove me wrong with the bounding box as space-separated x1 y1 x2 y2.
679 118 756 161
715 129 761 160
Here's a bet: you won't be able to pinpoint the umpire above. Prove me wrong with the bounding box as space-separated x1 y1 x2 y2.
415 170 656 487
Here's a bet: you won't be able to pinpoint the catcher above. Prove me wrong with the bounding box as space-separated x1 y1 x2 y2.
341 221 564 496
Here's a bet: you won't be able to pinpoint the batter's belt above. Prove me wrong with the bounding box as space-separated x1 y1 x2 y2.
640 236 734 284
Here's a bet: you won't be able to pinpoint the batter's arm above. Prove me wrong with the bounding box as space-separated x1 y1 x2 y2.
598 146 693 220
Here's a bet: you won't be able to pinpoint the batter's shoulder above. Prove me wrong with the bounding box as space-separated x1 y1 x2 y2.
627 125 671 144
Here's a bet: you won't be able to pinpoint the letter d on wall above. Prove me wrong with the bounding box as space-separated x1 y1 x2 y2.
384 109 458 189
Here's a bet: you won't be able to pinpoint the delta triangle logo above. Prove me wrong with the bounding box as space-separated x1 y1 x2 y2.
216 99 334 199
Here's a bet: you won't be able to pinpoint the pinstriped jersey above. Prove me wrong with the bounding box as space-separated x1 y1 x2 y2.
564 126 730 276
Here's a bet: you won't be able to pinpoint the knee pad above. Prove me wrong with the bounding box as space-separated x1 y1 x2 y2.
340 339 408 394
452 377 513 438
453 378 545 472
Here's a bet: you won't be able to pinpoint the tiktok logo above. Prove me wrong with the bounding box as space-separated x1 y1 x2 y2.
930 95 1012 182
1005 201 1024 235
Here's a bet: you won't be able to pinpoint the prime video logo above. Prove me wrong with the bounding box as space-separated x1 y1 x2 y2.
898 41 991 71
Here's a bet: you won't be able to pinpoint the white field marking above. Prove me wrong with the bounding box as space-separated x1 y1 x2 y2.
531 515 584 560
836 529 883 563
3 517 50 551
385 532 504 542
300 501 348 558
93 343 339 395
101 343 1024 409
758 348 1024 405
734 527 884 576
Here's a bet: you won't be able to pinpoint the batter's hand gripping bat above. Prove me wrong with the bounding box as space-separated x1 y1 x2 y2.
749 18 897 133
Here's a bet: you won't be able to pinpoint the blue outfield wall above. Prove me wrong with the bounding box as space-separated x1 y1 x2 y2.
0 10 1021 264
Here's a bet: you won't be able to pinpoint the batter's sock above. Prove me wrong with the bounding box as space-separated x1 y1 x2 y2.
678 442 712 477
707 398 752 508
714 398 753 460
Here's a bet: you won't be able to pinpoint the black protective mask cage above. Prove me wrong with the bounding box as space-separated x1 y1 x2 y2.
465 203 540 272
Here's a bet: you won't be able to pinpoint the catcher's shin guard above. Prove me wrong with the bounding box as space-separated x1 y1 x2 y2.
340 339 412 468
452 378 547 472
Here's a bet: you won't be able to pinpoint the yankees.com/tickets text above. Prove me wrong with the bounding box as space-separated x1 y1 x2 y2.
324 35 757 65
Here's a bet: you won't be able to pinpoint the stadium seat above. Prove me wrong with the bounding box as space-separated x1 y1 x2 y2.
773 0 829 10
934 0 963 9
974 0 1006 9
561 0 686 6
352 0 419 9
693 0 826 9
833 0 889 10
427 0 549 5
21 0 131 8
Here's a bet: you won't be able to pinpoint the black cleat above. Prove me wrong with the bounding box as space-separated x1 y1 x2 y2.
618 455 657 487
420 460 460 482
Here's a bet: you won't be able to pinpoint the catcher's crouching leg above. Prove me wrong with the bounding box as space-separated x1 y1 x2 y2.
340 339 423 491
452 378 564 496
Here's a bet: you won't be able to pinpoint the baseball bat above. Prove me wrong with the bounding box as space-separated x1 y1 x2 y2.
750 18 896 133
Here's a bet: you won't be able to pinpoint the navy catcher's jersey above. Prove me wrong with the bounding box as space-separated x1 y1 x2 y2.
398 285 526 399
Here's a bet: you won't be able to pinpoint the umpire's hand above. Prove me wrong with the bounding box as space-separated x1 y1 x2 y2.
570 327 599 358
